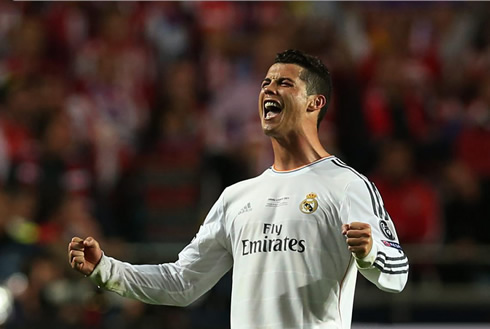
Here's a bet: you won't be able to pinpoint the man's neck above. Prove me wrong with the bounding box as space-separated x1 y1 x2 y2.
270 134 330 171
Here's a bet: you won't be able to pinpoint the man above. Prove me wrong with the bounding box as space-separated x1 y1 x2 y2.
68 49 408 329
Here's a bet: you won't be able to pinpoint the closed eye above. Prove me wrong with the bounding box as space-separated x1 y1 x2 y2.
261 79 271 89
278 78 294 87
261 78 294 89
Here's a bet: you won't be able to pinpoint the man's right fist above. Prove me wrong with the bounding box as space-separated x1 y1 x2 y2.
68 236 102 276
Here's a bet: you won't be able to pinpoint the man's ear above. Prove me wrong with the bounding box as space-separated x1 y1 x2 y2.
307 95 326 112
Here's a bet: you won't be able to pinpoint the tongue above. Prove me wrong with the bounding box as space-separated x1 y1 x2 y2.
266 111 280 120
265 111 281 119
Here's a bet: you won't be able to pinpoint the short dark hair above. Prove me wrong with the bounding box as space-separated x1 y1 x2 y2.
274 49 332 128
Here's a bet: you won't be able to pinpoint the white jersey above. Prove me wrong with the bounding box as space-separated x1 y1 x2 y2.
90 156 408 329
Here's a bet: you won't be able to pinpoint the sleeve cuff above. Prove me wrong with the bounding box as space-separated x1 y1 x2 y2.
88 252 109 287
355 242 378 269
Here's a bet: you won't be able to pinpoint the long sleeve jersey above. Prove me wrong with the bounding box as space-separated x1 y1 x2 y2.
90 156 408 329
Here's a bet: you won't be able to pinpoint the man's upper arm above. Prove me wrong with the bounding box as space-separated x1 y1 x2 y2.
344 178 409 292
90 193 233 306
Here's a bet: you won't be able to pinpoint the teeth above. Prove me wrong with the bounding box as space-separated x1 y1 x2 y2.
263 100 282 120
265 101 277 108
264 101 281 110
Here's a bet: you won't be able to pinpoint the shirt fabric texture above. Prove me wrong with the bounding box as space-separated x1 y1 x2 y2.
90 156 409 329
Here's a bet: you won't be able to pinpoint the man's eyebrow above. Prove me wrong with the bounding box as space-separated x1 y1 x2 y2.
262 77 295 83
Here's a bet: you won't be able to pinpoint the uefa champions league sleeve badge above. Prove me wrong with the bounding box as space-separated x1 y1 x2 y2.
300 193 318 214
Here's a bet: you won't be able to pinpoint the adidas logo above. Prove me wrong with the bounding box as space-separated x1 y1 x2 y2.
238 202 252 216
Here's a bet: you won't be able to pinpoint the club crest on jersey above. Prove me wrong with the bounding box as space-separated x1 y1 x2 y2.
300 193 318 214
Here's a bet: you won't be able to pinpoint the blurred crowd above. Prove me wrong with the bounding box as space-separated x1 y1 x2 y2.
0 2 489 328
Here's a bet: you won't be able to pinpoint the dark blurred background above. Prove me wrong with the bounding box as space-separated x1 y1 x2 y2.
0 2 489 328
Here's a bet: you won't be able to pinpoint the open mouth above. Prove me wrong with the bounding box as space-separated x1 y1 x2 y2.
263 100 283 120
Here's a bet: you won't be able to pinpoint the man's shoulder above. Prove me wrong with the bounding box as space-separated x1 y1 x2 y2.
223 171 267 196
316 157 370 188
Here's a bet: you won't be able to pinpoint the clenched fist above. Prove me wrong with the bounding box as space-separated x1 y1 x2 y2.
68 236 103 276
342 222 373 259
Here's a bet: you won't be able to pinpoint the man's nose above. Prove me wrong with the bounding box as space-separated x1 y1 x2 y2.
263 82 278 95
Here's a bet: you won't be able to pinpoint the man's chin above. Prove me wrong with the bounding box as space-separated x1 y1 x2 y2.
261 124 274 136
262 126 280 138
262 119 286 137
